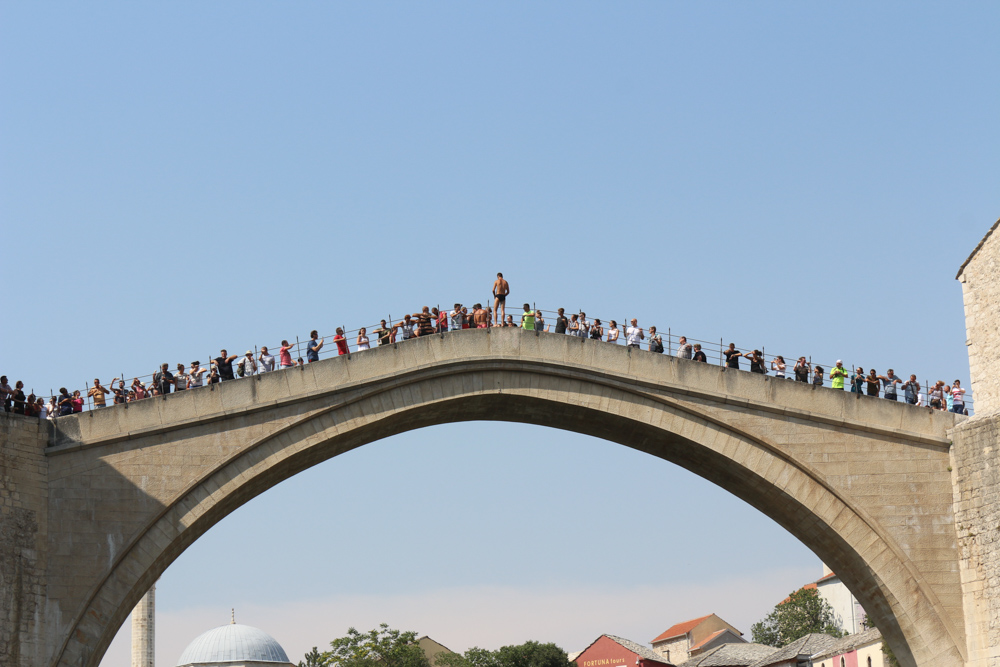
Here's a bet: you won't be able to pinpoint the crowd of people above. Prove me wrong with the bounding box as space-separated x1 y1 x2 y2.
0 273 971 419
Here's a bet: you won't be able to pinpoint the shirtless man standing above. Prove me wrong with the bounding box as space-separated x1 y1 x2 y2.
492 273 510 326
473 303 490 328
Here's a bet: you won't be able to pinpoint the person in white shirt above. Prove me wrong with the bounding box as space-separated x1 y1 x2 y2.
676 336 693 359
258 347 276 373
238 351 257 378
951 380 966 413
356 328 371 351
174 364 190 392
188 361 208 388
450 304 465 331
625 319 644 348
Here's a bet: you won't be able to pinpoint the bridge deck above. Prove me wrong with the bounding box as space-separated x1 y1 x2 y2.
48 327 961 453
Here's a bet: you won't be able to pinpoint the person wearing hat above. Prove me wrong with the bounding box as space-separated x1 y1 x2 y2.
238 350 257 377
830 360 849 389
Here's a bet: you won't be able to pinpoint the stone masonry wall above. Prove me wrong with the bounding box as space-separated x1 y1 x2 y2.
0 413 49 667
950 413 1000 667
958 218 1000 416
652 637 688 665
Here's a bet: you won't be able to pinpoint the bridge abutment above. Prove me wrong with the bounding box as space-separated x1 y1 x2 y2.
952 415 1000 667
0 415 50 667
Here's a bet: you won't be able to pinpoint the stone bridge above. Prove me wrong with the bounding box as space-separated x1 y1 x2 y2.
0 327 979 667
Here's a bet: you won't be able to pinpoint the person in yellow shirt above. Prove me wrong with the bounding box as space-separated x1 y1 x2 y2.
830 360 849 389
520 304 535 330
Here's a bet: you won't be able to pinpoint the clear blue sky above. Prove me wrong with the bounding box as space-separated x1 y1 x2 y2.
2 3 998 665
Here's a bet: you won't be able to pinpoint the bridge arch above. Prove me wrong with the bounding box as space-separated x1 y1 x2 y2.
44 330 964 667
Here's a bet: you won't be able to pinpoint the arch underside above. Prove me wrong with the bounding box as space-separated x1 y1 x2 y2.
57 362 962 667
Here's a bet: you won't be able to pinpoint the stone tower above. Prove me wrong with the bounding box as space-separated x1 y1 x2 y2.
957 217 1000 416
130 583 155 667
951 216 1000 667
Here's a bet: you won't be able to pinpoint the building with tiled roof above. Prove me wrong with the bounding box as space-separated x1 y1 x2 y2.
677 643 776 667
574 634 674 667
811 628 886 667
784 564 866 636
650 615 744 665
745 633 839 667
688 629 744 657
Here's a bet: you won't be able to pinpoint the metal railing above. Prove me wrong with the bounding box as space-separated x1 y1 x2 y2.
9 300 974 418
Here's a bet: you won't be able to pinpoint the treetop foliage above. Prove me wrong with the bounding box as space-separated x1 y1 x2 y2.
436 641 573 667
298 625 573 667
750 587 846 647
299 623 432 667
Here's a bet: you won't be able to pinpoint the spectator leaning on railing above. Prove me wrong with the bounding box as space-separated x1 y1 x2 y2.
3 275 973 420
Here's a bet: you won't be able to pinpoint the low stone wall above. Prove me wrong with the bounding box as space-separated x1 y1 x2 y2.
0 413 49 667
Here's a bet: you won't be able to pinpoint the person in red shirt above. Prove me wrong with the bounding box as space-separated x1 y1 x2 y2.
334 328 350 355
279 340 294 368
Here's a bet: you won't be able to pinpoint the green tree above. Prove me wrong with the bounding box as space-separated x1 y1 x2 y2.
300 647 326 667
437 641 572 667
302 624 432 667
750 587 846 647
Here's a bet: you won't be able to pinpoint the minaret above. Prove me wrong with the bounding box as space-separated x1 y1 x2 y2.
131 583 155 667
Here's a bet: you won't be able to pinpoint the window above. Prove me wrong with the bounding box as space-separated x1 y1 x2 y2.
840 658 845 667
867 659 872 667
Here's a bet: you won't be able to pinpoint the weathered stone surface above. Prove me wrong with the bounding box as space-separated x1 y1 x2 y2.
951 414 1000 667
958 217 1000 417
0 416 47 667
0 329 981 667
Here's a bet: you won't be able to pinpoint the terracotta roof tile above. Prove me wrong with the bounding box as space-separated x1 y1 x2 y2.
689 630 728 652
651 615 713 643
779 583 816 604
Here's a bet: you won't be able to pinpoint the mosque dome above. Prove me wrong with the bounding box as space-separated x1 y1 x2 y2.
176 622 294 667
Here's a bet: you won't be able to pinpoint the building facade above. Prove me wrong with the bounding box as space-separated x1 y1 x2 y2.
812 628 886 667
576 634 675 667
650 615 744 665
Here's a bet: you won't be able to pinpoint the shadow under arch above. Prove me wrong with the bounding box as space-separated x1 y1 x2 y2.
62 365 961 667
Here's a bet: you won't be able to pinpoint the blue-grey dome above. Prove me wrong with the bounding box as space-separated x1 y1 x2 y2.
176 623 291 665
